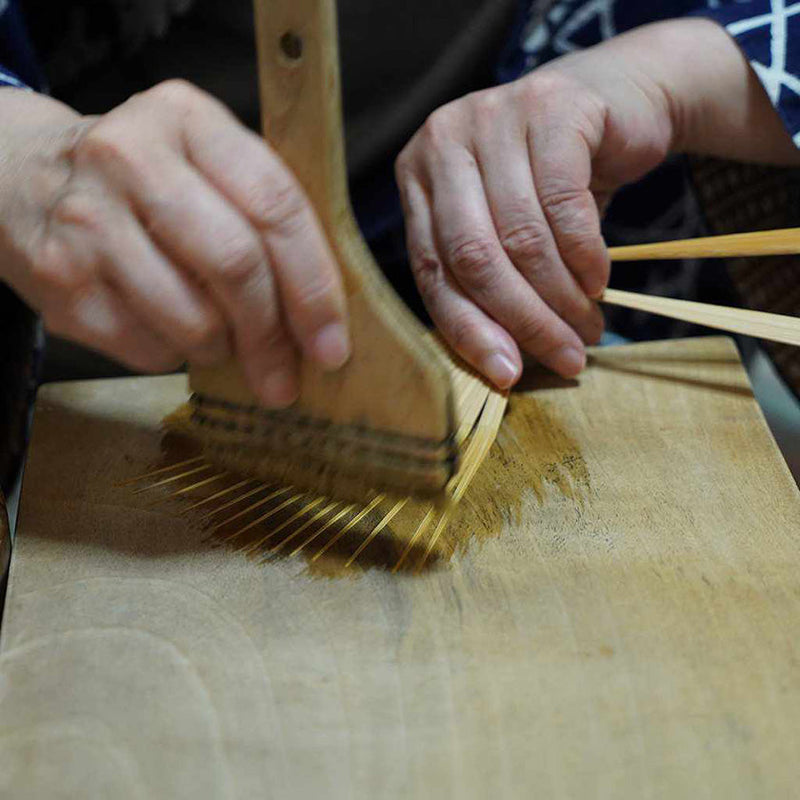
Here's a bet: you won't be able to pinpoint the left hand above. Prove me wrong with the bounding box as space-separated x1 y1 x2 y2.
395 18 800 389
395 70 615 389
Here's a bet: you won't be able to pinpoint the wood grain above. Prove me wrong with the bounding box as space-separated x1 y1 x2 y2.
0 492 9 612
2 337 800 798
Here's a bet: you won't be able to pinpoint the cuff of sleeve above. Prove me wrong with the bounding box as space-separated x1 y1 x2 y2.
0 67 29 89
689 3 800 148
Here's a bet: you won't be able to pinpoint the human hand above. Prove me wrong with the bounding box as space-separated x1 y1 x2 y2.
397 17 794 389
0 81 349 407
396 46 679 388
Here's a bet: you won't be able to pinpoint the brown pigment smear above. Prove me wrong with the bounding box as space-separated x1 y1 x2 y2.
432 393 591 564
122 392 588 578
122 426 443 576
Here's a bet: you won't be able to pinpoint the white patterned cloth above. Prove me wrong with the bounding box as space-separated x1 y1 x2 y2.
501 0 800 141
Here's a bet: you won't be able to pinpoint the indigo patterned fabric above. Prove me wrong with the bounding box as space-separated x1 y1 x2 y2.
0 0 43 90
500 0 800 144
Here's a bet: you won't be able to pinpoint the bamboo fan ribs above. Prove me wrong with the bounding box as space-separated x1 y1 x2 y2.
150 347 506 573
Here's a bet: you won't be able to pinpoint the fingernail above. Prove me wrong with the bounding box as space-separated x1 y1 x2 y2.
312 323 351 370
260 369 299 408
482 352 520 389
554 346 586 377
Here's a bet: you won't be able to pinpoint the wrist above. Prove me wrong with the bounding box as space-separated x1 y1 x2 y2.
630 17 747 155
549 18 721 155
0 90 84 291
601 17 800 164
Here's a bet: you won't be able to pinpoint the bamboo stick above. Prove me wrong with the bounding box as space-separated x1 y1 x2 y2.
608 227 800 261
601 289 800 346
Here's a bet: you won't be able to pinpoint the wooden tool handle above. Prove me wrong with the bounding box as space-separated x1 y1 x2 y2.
253 0 348 239
608 228 800 262
602 288 800 347
190 0 454 455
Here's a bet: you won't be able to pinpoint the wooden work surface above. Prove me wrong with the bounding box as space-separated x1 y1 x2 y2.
1 337 799 798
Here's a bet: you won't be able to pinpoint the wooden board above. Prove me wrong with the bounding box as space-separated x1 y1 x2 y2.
0 492 9 615
1 337 799 798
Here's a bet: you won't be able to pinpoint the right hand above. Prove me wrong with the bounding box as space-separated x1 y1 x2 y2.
0 80 350 407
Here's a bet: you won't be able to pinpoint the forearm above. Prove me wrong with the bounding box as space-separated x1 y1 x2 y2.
548 17 800 166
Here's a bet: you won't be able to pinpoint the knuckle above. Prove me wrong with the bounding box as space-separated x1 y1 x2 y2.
214 236 264 285
394 151 414 186
514 311 549 348
408 244 442 286
138 193 179 239
518 71 574 105
446 235 500 292
292 274 338 320
539 187 600 243
447 314 483 353
539 184 587 219
541 187 605 265
50 190 105 235
250 179 309 236
149 78 200 110
181 313 226 352
76 125 136 172
499 219 549 265
422 106 456 146
471 90 503 127
31 235 92 295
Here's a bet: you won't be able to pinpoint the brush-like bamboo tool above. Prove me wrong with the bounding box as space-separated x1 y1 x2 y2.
601 290 800 346
171 0 457 501
608 227 800 261
607 229 800 345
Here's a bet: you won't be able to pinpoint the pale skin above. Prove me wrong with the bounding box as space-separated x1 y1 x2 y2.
1 17 799 405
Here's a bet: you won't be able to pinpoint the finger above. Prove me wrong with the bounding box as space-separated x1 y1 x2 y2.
474 115 604 345
177 91 350 370
116 157 301 407
77 82 346 406
423 145 587 378
398 173 521 389
527 123 610 298
49 184 231 368
44 281 183 374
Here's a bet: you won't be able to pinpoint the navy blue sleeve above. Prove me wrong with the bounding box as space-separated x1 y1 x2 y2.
0 66 26 88
0 0 45 91
500 1 800 146
690 1 800 147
